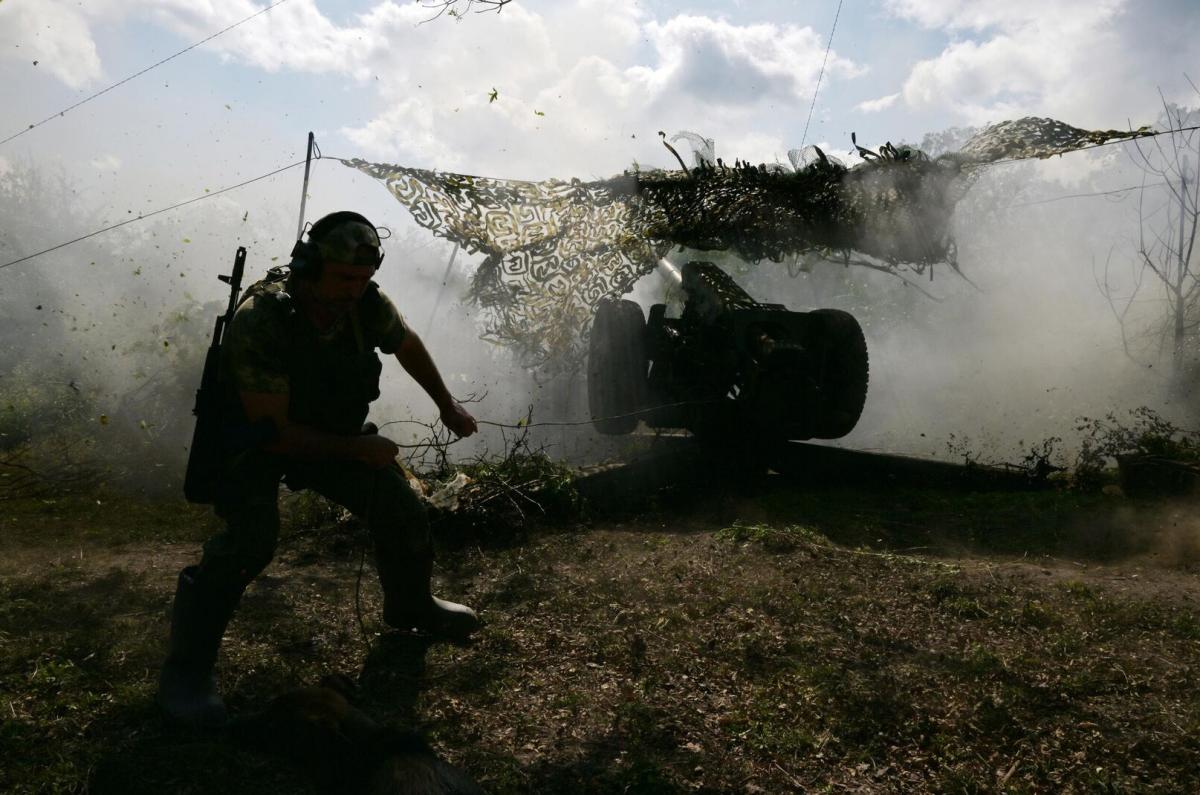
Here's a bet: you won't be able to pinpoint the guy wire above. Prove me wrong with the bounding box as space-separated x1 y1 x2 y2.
377 398 724 438
1 0 294 148
0 159 307 271
6 125 1197 274
800 0 844 149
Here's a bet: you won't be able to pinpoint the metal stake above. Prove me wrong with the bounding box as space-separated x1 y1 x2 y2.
295 131 315 240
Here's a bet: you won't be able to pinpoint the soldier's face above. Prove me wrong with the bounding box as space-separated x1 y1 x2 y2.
311 259 377 315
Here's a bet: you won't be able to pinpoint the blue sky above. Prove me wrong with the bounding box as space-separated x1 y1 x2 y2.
1 0 1198 267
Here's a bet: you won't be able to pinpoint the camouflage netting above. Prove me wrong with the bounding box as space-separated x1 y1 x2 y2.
342 117 1151 369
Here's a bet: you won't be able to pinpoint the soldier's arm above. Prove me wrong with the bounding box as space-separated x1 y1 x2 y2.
240 391 398 468
394 332 477 437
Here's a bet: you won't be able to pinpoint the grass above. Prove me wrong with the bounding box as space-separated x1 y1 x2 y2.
1 478 1199 792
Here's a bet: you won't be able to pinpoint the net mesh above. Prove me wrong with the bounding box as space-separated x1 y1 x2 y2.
343 117 1151 369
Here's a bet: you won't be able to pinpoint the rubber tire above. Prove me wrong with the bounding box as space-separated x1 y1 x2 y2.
808 308 869 439
588 299 648 435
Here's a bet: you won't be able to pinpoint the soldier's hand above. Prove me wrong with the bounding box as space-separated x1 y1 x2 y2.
440 402 478 438
357 434 400 468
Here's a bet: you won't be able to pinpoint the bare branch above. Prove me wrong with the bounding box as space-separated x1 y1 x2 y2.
1094 247 1149 366
418 0 513 24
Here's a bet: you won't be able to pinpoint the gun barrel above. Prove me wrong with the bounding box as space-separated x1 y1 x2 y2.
224 246 247 319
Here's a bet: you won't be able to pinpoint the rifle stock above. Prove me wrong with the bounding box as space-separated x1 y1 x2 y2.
183 247 247 504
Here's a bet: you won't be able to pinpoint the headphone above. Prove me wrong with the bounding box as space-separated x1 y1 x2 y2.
289 210 385 279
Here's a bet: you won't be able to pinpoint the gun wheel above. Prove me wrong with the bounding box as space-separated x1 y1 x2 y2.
807 308 869 439
588 298 648 435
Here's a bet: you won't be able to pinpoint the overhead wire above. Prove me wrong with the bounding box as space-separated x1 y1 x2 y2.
1 126 1196 274
1005 182 1167 209
800 0 844 149
376 399 723 441
0 0 294 148
0 159 306 271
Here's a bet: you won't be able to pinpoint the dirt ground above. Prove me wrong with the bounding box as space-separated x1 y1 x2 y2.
2 476 1199 793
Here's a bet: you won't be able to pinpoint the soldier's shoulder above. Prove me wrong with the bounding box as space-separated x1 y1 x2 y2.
238 273 294 316
231 279 294 344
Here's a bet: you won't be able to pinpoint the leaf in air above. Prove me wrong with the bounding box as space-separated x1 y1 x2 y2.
488 88 498 103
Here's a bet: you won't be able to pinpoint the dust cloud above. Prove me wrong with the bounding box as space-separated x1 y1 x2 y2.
726 118 1200 470
2 114 1197 496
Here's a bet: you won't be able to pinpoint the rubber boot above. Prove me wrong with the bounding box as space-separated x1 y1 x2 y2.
157 566 238 729
378 552 479 642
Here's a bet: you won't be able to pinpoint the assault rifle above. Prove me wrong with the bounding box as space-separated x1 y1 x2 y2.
183 247 247 504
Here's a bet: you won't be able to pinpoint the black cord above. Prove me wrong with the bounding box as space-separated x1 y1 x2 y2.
0 160 306 271
1003 182 1167 209
353 471 378 654
1 0 294 148
377 398 721 435
800 0 844 149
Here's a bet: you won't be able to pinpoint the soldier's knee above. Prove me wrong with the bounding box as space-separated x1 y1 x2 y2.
370 474 426 524
239 538 278 582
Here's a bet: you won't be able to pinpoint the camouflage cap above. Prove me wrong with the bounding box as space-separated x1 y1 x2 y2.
313 220 381 265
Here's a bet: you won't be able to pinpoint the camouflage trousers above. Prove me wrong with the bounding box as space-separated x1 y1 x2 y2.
195 449 429 598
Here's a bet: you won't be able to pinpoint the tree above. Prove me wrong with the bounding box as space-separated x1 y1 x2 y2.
1100 100 1200 389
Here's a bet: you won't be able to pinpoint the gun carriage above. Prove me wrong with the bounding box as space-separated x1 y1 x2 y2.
588 261 868 443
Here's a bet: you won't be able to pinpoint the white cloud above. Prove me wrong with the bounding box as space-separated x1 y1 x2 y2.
8 0 864 175
90 154 122 171
883 0 1199 127
0 0 103 89
883 0 1121 32
639 15 862 109
171 1 862 174
858 93 900 113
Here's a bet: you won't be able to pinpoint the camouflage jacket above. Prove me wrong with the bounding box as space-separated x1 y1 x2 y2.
219 267 409 436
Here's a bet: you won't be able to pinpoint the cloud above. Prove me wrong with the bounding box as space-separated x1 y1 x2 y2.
882 0 1199 127
858 93 900 113
0 0 103 88
639 15 862 109
10 1 864 176
135 1 860 173
90 154 122 171
883 0 1120 32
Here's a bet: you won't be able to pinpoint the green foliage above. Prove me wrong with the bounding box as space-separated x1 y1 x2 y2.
0 362 96 449
1075 406 1200 486
425 449 580 546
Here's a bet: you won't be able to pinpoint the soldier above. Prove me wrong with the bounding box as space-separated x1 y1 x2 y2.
159 211 479 728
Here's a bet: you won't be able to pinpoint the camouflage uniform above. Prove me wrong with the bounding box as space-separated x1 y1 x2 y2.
191 267 426 602
160 219 474 729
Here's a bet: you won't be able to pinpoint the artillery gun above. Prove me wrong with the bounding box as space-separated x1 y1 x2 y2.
588 261 868 443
